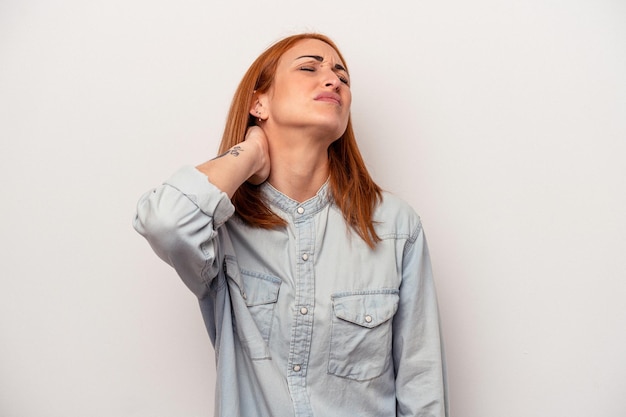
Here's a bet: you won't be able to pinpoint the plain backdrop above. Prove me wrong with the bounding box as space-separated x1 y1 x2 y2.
1 0 625 416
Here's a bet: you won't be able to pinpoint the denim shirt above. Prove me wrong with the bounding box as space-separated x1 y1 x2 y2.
134 166 448 417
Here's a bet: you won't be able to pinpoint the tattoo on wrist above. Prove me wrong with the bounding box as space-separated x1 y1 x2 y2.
213 146 243 160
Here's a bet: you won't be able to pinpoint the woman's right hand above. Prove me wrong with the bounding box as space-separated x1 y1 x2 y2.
244 126 271 185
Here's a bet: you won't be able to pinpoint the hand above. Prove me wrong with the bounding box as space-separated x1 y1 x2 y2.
244 126 271 185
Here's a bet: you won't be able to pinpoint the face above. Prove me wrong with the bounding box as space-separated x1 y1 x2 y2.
254 38 352 142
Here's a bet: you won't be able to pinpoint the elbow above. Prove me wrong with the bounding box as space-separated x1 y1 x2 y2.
134 190 174 243
133 189 208 261
133 205 180 263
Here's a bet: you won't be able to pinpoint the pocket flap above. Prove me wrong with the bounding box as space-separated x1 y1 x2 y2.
332 290 399 328
240 269 281 306
224 258 281 306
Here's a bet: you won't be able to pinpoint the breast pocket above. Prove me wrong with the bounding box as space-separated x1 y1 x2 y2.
328 290 399 381
240 268 281 345
224 257 281 360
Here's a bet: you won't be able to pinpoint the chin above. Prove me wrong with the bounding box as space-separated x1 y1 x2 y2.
313 116 348 137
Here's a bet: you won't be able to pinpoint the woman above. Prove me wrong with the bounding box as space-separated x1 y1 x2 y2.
134 33 448 417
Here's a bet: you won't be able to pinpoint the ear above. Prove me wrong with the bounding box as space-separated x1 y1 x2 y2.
249 91 269 121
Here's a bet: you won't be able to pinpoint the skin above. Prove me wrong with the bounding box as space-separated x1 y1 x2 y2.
197 39 351 202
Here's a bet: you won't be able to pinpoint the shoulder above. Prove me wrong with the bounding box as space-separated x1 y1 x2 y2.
373 191 423 240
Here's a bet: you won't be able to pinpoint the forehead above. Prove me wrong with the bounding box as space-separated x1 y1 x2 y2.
279 38 345 67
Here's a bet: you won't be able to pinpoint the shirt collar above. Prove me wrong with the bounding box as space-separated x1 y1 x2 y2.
260 179 332 216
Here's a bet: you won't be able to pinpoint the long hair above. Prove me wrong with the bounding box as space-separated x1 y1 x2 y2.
218 33 382 248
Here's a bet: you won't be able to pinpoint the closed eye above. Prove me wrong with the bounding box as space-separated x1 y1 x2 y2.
298 64 349 85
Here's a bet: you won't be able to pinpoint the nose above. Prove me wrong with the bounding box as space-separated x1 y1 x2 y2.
324 79 339 90
322 68 341 90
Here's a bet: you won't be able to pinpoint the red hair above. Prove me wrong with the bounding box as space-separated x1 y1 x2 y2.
218 33 382 248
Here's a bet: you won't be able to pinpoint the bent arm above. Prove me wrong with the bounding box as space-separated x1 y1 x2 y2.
133 128 270 298
393 223 448 417
133 166 235 298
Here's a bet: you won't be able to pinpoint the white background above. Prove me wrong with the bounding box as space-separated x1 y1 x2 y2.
1 1 625 416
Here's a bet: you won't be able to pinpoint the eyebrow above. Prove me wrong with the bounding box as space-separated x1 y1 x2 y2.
295 55 348 73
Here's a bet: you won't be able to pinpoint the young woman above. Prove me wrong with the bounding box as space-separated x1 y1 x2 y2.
134 33 448 417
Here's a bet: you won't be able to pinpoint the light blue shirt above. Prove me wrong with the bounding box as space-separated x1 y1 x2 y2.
134 166 448 417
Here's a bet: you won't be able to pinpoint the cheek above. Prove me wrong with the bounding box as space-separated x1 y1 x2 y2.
343 93 352 114
266 89 292 116
343 90 352 107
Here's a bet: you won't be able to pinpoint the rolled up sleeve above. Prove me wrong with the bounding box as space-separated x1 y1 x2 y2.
133 166 235 298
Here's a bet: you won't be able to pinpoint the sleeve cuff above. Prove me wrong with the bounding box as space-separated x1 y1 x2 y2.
164 165 235 228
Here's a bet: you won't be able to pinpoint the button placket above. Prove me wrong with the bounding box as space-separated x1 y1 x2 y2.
287 202 316 415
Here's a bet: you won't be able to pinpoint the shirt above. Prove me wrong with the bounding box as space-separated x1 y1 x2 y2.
134 166 448 417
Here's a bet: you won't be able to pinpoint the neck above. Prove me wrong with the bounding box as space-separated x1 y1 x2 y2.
264 127 333 203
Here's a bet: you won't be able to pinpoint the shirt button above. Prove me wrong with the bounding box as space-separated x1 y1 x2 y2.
242 292 247 300
364 315 372 323
300 307 308 315
293 364 301 372
301 253 309 261
297 207 305 214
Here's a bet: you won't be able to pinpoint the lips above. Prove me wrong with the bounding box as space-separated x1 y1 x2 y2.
314 92 342 105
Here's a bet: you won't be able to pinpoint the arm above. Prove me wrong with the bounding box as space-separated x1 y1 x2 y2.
393 223 449 417
133 127 270 298
195 126 270 197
